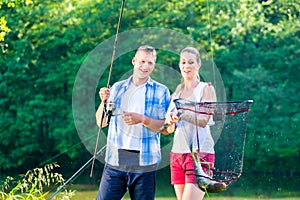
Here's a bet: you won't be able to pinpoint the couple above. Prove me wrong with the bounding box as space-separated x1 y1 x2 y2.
95 45 225 200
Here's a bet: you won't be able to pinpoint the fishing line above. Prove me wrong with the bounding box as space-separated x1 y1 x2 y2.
38 133 98 167
205 0 216 86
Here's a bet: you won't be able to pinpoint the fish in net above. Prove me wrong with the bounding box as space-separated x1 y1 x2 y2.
173 98 253 193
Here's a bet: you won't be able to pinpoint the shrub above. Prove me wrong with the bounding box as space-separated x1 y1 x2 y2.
0 163 75 200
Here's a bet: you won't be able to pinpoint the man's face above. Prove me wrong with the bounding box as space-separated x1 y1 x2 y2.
132 50 156 80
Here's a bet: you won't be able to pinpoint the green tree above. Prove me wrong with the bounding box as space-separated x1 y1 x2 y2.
0 0 299 182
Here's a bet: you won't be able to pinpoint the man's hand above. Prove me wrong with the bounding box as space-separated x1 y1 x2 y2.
122 112 143 125
99 87 110 101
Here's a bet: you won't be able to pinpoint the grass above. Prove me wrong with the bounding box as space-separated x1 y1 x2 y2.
47 168 300 200
67 190 300 200
54 184 300 200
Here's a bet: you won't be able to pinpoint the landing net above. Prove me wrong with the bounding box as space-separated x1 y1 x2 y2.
173 98 253 188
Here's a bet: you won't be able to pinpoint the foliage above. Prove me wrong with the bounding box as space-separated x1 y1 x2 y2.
0 0 299 182
0 163 75 200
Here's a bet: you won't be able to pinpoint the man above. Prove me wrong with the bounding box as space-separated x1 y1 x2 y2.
95 45 170 200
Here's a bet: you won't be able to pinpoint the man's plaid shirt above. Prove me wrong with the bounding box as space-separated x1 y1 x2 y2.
105 76 170 166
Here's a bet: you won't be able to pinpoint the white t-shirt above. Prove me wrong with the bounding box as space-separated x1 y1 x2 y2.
118 82 146 150
170 82 215 154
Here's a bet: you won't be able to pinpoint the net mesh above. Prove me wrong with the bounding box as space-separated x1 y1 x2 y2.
173 99 253 188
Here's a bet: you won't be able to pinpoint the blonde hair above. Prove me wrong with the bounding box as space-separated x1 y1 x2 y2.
180 47 201 65
174 47 201 94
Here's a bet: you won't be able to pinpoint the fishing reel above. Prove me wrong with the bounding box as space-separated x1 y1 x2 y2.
105 102 114 124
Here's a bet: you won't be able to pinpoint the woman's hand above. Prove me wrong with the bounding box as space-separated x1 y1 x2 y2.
165 112 179 125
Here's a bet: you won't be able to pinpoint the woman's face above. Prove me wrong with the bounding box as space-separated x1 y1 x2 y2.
179 52 200 81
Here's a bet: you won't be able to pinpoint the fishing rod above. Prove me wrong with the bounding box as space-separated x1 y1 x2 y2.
48 1 126 198
47 146 106 200
90 0 126 178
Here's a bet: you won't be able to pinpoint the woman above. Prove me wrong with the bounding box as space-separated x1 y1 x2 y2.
164 47 225 200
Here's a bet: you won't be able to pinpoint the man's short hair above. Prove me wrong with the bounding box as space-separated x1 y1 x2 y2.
137 45 157 57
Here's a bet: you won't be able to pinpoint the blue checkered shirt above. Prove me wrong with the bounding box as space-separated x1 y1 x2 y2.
105 76 170 166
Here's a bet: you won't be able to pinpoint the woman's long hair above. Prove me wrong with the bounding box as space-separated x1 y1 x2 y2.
174 47 201 94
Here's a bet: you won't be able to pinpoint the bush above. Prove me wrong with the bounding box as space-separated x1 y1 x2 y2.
0 163 75 200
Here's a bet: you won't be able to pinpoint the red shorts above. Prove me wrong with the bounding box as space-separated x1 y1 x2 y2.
170 152 215 185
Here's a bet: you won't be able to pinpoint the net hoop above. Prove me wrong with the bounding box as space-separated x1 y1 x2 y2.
173 99 253 116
